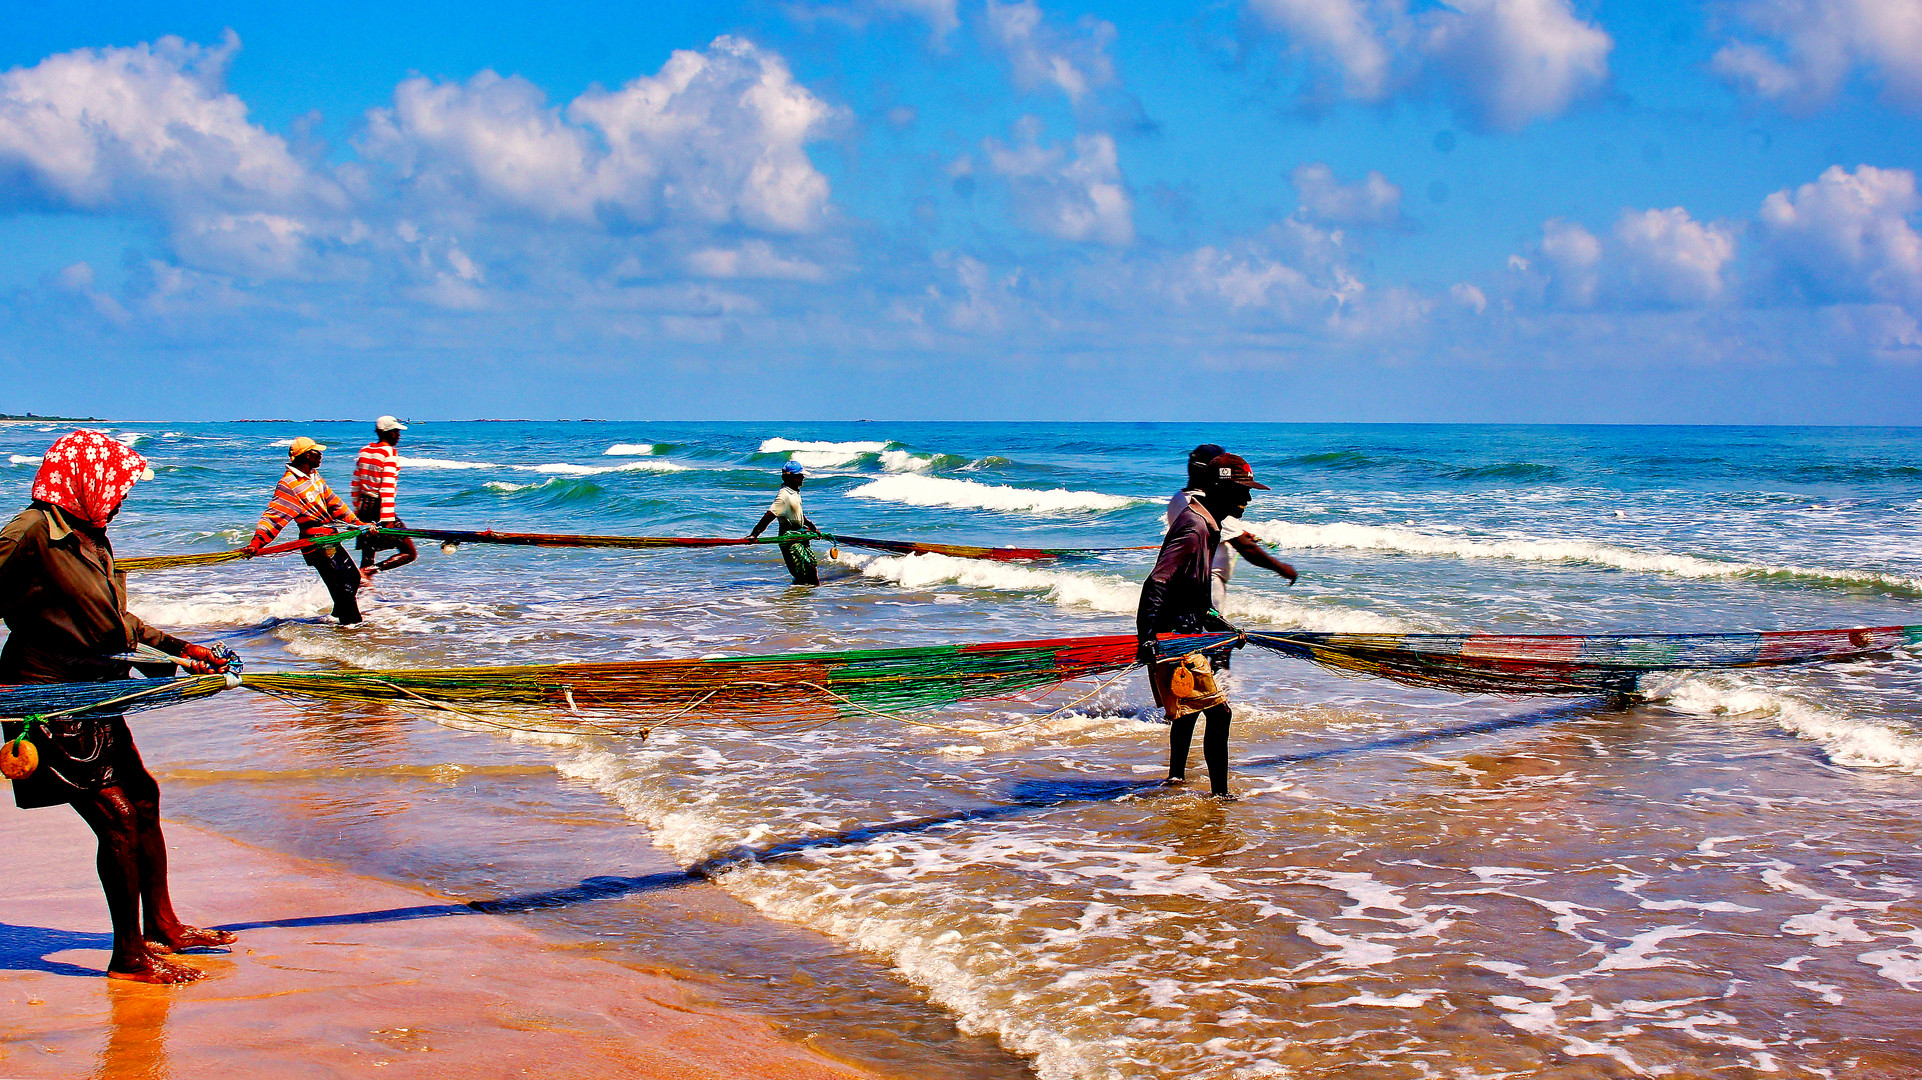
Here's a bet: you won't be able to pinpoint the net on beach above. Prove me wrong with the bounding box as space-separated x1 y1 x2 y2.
1157 625 1922 696
0 635 1143 730
3 627 1915 728
115 528 1147 572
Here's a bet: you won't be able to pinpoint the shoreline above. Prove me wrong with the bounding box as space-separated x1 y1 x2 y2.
0 800 889 1080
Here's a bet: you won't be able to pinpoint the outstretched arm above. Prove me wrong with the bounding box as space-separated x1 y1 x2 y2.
748 511 777 539
1230 534 1296 584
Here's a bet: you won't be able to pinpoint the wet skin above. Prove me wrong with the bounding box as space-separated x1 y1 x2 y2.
71 777 232 984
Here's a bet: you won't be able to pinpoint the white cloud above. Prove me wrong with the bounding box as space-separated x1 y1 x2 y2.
1292 162 1402 225
1711 0 1922 113
1753 164 1922 304
0 32 330 214
1611 208 1738 307
1515 165 1922 313
984 124 1134 245
1247 0 1399 101
986 0 1119 103
1243 0 1612 130
1422 0 1613 131
1526 208 1737 309
364 36 840 233
1450 281 1489 313
1537 218 1603 306
686 240 828 281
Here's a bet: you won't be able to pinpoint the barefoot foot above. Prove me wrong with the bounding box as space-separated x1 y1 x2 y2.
108 952 206 984
148 925 237 953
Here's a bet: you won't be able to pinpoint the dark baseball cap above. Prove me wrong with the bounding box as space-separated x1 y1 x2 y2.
1208 453 1270 490
1187 443 1226 466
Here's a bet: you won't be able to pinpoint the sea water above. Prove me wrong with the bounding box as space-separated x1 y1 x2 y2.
3 421 1919 1078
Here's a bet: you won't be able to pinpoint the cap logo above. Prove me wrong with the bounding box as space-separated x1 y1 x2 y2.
1219 467 1232 478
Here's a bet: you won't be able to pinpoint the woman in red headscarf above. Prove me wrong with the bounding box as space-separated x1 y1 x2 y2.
0 430 237 984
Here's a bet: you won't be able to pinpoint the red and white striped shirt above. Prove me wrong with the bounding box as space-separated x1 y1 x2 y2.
352 441 400 522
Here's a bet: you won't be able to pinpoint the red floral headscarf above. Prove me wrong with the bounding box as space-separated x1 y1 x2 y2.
31 429 153 528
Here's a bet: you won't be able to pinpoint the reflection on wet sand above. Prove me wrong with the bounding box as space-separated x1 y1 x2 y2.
99 983 171 1080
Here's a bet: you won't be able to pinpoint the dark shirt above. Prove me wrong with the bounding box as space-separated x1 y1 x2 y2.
1137 498 1225 642
0 504 186 682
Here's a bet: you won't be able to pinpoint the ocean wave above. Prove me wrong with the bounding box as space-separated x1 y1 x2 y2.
757 438 893 469
850 552 1406 632
848 474 1145 515
482 477 605 503
525 460 688 475
602 443 657 456
1241 520 1922 595
397 456 498 470
1451 462 1563 481
129 583 334 627
1283 450 1379 470
1650 673 1922 776
880 449 933 473
113 432 149 447
8 454 42 465
399 455 687 476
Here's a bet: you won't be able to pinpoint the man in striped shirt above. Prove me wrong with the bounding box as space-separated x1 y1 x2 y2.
353 416 417 578
242 437 370 624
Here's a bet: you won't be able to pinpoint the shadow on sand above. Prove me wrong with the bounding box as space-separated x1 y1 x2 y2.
51 697 1590 942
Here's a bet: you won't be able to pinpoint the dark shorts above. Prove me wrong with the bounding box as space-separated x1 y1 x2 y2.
4 714 151 809
355 512 408 553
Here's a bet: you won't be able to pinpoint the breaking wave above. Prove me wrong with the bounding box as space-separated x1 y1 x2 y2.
848 475 1146 515
1242 520 1922 595
850 552 1406 632
1650 672 1922 776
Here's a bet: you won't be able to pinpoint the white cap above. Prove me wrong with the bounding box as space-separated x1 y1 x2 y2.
375 415 408 432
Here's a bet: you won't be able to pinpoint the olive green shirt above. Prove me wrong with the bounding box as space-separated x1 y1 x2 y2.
0 505 185 680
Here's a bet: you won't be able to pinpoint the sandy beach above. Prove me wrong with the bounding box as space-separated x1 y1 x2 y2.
0 801 886 1080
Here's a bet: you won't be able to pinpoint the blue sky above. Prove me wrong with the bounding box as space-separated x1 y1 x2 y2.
2 0 1919 422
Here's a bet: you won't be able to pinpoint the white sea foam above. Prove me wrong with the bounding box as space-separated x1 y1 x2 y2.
398 455 686 475
1242 520 1922 594
851 552 1408 631
759 437 890 469
1650 673 1922 775
848 474 1145 515
8 454 42 465
129 582 333 627
602 443 657 456
880 449 933 472
397 455 497 470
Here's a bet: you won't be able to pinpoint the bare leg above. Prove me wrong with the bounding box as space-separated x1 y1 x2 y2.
71 788 203 984
1200 703 1233 797
123 776 234 952
1167 712 1198 784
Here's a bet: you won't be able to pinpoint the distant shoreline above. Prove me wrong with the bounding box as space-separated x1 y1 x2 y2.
0 414 102 423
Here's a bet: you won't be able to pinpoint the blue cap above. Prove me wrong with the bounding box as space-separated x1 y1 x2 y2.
782 461 805 475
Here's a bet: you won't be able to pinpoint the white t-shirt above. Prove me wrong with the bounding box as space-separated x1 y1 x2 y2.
769 487 806 529
1166 490 1241 584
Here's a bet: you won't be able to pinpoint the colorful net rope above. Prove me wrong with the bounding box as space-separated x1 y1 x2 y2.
2 627 1914 730
116 528 1146 572
0 635 1142 729
1156 625 1922 696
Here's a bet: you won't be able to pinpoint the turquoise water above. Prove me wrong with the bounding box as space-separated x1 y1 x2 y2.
4 421 1920 1078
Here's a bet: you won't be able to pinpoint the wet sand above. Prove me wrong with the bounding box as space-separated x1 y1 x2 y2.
0 801 885 1080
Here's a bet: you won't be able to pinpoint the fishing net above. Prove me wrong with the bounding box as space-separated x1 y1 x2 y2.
1157 626 1922 696
3 627 1913 731
116 528 1147 572
0 636 1142 731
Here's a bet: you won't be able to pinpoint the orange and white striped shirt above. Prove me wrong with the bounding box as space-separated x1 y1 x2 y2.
250 466 361 548
352 441 401 522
